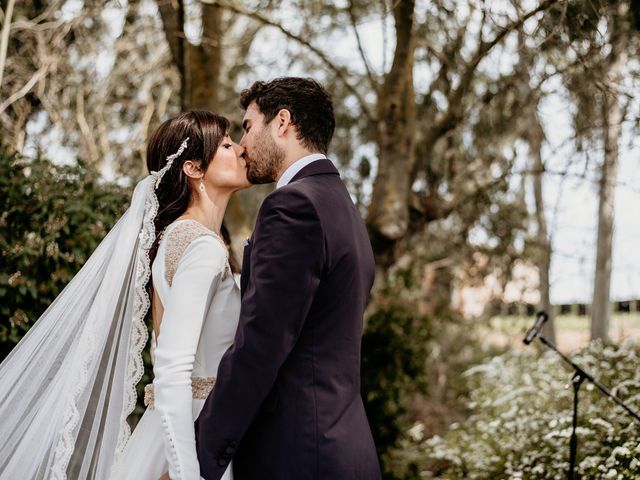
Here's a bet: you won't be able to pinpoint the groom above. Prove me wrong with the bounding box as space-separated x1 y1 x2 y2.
195 77 382 480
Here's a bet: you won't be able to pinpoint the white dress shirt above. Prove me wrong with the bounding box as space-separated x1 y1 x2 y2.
276 153 327 189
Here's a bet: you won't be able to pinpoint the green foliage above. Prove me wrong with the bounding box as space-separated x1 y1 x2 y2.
380 315 510 480
417 340 640 479
362 300 432 479
0 147 131 360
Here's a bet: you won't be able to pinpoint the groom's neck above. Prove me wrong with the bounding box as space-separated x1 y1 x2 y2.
276 147 322 182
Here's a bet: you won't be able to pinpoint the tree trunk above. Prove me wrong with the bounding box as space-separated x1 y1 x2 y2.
157 0 186 100
591 1 629 340
531 131 556 343
366 0 416 256
184 3 222 111
157 0 223 111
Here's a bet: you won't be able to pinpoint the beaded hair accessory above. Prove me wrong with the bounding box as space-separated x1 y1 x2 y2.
150 137 190 190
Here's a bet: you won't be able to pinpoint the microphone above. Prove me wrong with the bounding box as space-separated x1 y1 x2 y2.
523 311 549 345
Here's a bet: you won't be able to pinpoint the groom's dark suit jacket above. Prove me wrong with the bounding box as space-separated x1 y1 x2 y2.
195 159 381 480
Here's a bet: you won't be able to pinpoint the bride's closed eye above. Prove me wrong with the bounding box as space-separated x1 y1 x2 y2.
223 143 232 149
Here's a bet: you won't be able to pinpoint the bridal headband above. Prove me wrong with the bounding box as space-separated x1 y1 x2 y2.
150 137 190 190
137 136 191 250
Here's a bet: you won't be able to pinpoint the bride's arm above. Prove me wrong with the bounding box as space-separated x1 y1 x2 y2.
153 236 226 480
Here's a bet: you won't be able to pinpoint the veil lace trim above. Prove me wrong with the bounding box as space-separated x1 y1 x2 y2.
112 179 155 459
114 138 190 460
50 298 100 479
48 138 189 478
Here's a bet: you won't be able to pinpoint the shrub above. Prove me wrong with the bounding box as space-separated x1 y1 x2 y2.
416 340 640 479
0 148 131 357
362 301 432 478
0 148 161 414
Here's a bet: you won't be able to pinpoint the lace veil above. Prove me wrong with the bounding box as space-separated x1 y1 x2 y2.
0 139 189 479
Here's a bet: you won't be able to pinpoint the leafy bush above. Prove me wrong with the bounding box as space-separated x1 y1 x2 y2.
0 148 131 359
362 301 432 479
415 340 640 479
376 313 509 480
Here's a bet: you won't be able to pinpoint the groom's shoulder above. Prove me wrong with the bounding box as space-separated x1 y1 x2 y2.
260 183 318 216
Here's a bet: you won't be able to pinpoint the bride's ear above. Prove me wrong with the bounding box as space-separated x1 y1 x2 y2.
182 160 203 179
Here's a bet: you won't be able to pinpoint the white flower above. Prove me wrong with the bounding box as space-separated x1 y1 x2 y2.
611 446 631 458
8 271 22 286
407 422 424 442
590 418 614 431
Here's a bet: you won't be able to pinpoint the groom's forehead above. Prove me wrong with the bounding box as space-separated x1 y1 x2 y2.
242 103 264 128
246 103 264 120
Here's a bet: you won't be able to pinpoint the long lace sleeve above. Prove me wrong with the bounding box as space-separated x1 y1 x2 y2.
153 235 227 480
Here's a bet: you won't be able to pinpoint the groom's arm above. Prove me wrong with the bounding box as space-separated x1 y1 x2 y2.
195 186 324 480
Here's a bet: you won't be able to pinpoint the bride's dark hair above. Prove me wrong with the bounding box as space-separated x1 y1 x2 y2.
146 111 230 267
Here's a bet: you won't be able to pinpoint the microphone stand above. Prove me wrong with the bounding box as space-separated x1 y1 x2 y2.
523 312 640 480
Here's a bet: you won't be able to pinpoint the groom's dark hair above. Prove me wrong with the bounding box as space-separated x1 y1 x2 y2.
240 77 335 154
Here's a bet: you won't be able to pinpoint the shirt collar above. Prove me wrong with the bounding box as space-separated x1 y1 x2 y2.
276 153 327 189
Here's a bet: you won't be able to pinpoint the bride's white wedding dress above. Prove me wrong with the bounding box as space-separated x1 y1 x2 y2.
110 219 240 480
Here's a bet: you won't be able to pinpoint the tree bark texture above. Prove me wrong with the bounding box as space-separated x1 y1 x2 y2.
531 130 556 343
366 0 416 250
591 0 629 340
157 0 222 111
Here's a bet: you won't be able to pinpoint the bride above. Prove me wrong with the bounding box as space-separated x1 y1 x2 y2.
0 111 249 479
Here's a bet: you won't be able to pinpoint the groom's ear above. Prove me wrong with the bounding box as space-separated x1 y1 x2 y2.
275 108 292 137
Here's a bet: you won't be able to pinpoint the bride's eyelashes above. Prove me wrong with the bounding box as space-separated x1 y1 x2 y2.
223 143 232 149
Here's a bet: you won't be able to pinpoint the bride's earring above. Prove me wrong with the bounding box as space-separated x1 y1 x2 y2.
199 181 206 192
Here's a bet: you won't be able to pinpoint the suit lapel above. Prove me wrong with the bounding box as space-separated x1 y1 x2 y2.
239 159 338 298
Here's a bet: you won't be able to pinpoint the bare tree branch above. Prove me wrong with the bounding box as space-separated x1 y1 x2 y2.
412 0 561 181
0 0 15 87
465 0 560 91
75 86 99 163
0 64 48 114
23 0 64 26
202 0 376 121
347 0 380 94
380 0 389 73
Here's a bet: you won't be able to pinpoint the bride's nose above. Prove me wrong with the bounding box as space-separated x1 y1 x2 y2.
233 142 245 158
